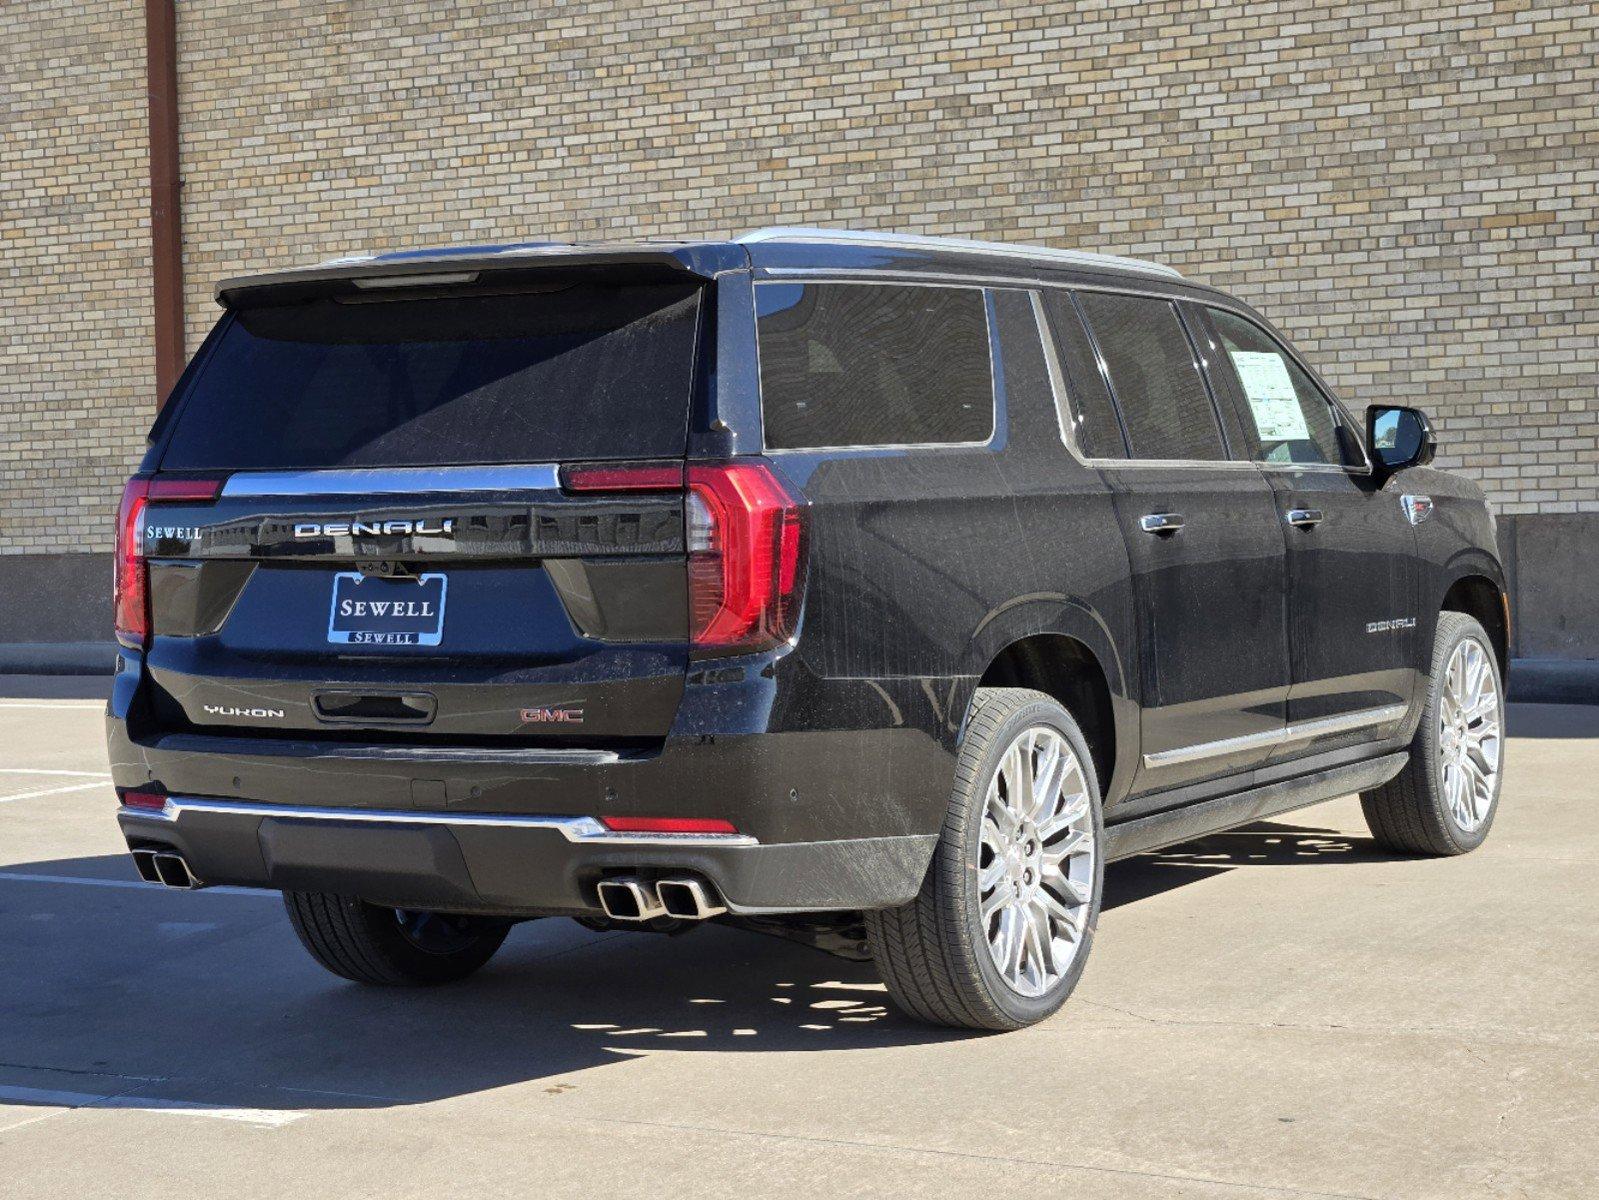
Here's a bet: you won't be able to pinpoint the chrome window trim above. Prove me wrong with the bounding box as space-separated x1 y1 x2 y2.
1141 703 1408 769
753 278 1000 455
139 796 760 847
220 464 562 498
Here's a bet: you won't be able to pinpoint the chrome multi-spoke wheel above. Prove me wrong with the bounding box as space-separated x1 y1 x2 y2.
1361 611 1505 857
978 726 1096 997
866 688 1105 1030
1438 636 1501 832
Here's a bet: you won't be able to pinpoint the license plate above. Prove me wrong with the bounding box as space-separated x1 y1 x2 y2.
327 572 447 647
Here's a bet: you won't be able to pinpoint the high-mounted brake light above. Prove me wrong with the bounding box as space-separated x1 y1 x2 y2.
600 816 739 835
686 462 807 656
114 476 223 649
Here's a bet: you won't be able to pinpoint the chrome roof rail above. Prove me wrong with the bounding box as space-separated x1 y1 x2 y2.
736 226 1182 279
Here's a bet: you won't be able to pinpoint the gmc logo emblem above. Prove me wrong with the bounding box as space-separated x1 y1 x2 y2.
520 706 585 725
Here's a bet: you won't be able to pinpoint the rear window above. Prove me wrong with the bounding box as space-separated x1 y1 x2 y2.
755 282 993 450
159 282 702 470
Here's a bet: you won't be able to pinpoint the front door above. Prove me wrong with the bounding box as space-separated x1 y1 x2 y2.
1191 303 1420 762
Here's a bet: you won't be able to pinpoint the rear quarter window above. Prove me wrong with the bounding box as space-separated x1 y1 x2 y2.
755 282 993 450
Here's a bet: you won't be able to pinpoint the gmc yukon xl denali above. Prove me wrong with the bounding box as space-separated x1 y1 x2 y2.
109 228 1509 1030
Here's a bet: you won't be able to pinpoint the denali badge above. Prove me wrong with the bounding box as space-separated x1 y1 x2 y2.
294 518 455 539
203 704 285 720
1365 617 1417 634
520 706 585 725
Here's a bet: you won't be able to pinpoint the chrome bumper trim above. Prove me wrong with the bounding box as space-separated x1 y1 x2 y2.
135 796 759 848
219 464 561 498
1143 703 1409 770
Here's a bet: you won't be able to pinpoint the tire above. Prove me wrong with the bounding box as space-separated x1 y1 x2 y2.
1360 611 1506 856
283 891 510 985
866 687 1104 1031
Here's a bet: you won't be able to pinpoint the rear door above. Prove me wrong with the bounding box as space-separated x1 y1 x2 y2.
1050 289 1291 796
1192 303 1420 757
141 277 705 743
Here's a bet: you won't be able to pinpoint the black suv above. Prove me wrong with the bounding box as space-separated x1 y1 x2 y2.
109 228 1509 1030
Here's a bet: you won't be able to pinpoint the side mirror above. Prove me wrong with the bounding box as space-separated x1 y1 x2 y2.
1366 405 1436 474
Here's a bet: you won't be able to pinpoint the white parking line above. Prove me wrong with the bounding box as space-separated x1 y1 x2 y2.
0 768 112 778
0 781 108 804
0 872 268 897
0 1084 302 1128
0 702 105 711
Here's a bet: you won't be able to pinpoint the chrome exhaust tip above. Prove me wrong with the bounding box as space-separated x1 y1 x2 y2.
151 851 199 889
656 877 727 920
595 877 665 921
131 849 163 885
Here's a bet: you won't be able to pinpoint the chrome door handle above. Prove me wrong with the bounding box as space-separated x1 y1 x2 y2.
1139 512 1185 535
1286 508 1324 528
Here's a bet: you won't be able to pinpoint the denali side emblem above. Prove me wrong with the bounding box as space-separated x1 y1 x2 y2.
520 706 585 725
1365 618 1417 634
1401 495 1433 526
294 518 456 539
203 704 285 720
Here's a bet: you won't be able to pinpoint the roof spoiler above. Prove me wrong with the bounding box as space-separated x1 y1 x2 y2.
215 243 729 308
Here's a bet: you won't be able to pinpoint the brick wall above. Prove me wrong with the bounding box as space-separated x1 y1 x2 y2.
5 0 1597 559
1 0 152 555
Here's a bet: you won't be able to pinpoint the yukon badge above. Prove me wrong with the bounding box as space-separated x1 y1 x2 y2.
203 704 285 720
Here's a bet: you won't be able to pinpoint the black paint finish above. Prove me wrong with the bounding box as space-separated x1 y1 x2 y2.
107 234 1506 916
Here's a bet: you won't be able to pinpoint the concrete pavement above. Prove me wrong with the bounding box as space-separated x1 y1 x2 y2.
1 698 1595 1198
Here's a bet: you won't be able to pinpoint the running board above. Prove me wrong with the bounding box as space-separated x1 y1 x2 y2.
1104 752 1408 861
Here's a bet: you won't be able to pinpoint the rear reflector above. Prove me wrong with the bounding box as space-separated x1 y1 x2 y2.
561 462 683 492
120 789 168 811
600 816 739 835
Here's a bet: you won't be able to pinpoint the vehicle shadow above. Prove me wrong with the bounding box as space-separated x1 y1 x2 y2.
0 819 1403 1112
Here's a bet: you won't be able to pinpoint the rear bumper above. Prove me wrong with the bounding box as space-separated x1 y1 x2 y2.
116 797 935 915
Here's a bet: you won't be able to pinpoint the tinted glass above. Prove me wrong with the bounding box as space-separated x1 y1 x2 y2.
1075 292 1226 462
160 283 702 470
756 283 992 450
1042 291 1126 459
1206 307 1359 466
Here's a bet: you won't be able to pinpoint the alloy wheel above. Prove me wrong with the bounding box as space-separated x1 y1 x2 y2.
1438 637 1502 833
978 725 1097 997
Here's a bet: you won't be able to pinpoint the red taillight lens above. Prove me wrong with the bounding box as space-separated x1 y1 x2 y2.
600 815 739 835
561 462 684 492
115 479 151 649
687 462 806 657
114 476 223 649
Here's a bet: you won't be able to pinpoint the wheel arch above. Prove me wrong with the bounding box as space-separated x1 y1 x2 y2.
1440 571 1510 678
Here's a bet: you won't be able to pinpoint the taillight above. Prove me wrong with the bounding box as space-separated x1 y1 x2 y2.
114 476 222 649
560 462 683 492
686 462 806 656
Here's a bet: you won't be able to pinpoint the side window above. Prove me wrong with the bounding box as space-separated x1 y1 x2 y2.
755 283 993 450
1205 307 1362 467
1040 292 1127 459
1074 292 1227 462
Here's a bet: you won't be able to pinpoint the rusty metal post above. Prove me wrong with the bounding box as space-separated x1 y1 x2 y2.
144 0 183 406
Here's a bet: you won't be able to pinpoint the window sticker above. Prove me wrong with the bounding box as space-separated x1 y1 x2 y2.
1230 350 1310 442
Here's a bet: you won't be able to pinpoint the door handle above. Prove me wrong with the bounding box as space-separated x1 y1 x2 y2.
1139 512 1185 535
1285 508 1324 528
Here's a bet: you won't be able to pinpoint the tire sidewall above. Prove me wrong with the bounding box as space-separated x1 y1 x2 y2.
955 696 1105 1028
1419 615 1505 853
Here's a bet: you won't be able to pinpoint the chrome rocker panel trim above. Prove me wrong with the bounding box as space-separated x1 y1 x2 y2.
1142 704 1409 770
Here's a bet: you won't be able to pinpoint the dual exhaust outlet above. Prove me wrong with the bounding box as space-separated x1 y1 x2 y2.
596 875 726 922
131 848 202 890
